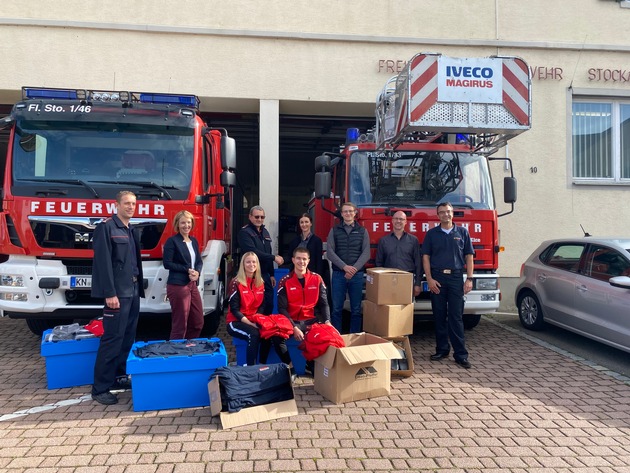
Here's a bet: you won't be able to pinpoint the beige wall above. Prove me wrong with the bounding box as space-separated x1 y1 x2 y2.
1 0 630 277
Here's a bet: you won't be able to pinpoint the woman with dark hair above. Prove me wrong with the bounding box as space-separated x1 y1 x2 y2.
287 213 323 275
163 210 204 340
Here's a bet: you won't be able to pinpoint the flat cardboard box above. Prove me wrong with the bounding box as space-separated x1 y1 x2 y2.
387 336 414 378
208 376 298 429
365 268 413 305
362 300 414 337
314 332 403 404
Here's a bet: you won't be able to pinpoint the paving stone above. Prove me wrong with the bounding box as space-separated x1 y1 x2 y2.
1 316 629 473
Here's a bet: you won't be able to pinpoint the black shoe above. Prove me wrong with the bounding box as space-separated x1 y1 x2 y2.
112 376 132 390
92 391 118 405
430 352 449 361
455 359 472 369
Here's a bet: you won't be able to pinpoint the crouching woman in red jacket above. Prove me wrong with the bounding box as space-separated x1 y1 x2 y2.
226 251 292 368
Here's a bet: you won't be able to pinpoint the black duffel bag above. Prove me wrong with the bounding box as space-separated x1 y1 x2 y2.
214 363 294 413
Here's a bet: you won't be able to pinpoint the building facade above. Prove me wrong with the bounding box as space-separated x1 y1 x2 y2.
1 0 629 309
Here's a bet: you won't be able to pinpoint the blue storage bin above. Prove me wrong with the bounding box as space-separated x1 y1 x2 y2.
40 329 100 389
272 268 290 313
126 338 228 412
232 335 306 375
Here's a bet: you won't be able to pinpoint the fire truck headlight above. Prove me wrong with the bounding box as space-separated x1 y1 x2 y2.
475 278 498 290
0 292 28 302
0 275 25 287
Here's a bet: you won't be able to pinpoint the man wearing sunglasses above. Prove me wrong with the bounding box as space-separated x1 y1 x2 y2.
237 206 284 314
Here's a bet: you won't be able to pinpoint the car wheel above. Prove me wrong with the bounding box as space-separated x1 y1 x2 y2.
517 290 545 331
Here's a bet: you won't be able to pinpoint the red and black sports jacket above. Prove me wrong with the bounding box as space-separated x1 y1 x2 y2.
226 277 265 324
277 270 330 323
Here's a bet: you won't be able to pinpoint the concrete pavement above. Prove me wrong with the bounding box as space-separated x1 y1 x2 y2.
0 315 629 472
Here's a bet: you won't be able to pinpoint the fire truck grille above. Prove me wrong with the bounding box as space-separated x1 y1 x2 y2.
64 264 93 275
29 218 166 251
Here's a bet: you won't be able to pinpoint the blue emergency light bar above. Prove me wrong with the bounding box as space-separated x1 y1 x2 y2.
21 87 200 109
137 93 199 108
23 87 78 100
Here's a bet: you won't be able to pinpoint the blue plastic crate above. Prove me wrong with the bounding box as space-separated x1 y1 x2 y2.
272 268 290 313
40 329 100 389
232 335 306 375
126 338 228 412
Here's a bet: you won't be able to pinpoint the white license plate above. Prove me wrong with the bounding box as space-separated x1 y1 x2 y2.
70 276 92 288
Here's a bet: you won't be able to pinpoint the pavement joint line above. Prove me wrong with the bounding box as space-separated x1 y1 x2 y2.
0 394 92 422
0 389 126 422
484 313 630 386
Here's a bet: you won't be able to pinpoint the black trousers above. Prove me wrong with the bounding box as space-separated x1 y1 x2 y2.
429 272 468 361
92 282 140 395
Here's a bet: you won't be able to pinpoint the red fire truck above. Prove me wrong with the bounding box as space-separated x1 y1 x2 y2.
312 53 532 329
0 87 236 335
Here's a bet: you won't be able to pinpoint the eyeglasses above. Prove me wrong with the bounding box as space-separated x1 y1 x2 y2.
252 215 265 220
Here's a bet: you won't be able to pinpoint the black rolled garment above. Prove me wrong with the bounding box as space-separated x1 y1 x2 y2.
214 363 294 412
133 340 222 358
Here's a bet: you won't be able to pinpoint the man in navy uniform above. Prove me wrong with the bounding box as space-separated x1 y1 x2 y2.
422 202 474 369
91 190 145 405
237 205 284 314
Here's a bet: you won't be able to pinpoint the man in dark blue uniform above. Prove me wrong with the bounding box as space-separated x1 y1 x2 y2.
237 205 284 314
422 202 474 369
91 191 145 405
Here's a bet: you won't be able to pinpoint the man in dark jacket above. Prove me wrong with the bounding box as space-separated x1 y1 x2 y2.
91 191 145 405
237 205 284 314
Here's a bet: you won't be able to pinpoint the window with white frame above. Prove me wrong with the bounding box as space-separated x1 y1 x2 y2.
572 99 630 183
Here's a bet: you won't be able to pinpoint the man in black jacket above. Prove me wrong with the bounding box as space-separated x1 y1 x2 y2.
91 191 145 405
237 205 284 314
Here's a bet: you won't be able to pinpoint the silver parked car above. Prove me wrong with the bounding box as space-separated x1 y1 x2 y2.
515 237 630 353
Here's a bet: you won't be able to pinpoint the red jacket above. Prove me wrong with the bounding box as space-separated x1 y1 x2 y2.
249 314 294 339
277 270 324 322
299 323 345 361
226 277 264 324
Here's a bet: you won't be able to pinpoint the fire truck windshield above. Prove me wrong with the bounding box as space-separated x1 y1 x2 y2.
11 120 194 198
348 150 495 210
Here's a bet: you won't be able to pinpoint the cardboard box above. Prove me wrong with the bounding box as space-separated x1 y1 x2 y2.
208 375 298 429
387 336 414 378
362 300 414 337
314 332 402 404
232 336 307 375
126 338 228 412
40 329 100 389
365 268 413 305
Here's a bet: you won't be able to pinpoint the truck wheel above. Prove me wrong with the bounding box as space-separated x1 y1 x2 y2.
463 315 481 330
201 280 225 338
26 318 67 336
517 290 545 331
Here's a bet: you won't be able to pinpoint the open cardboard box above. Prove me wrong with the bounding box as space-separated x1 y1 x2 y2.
208 376 298 429
314 332 403 404
387 336 414 378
